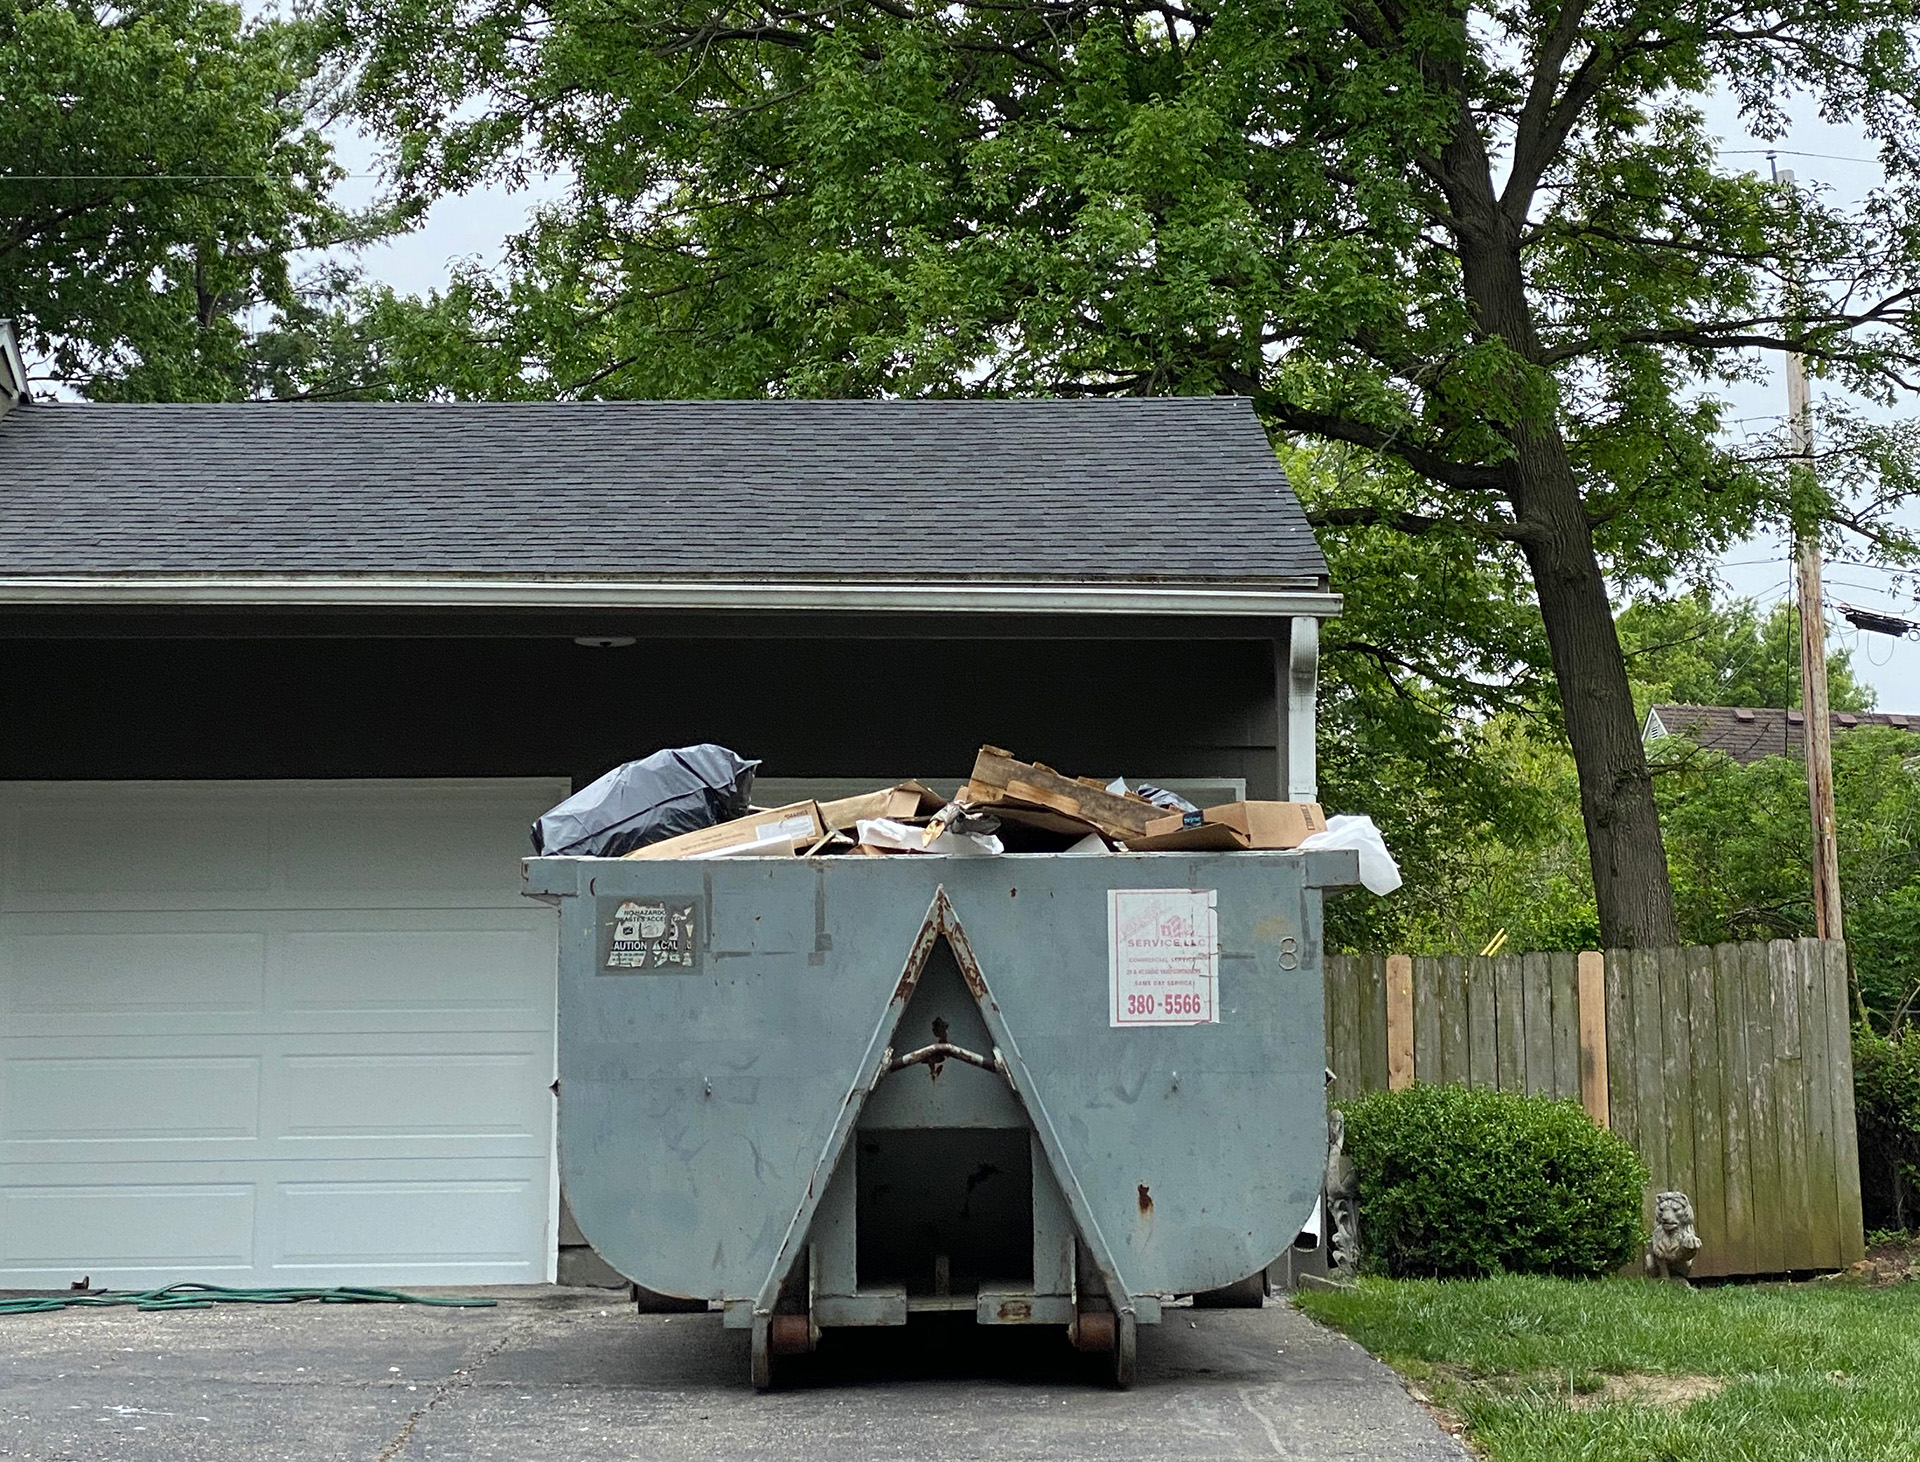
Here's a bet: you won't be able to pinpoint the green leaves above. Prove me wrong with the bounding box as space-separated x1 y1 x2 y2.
1 0 406 399
1340 1084 1649 1279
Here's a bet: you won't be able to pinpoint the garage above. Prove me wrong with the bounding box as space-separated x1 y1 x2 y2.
0 394 1333 1291
0 778 566 1289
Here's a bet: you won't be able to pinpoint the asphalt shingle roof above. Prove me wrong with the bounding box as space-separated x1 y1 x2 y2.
1646 704 1920 766
0 399 1325 585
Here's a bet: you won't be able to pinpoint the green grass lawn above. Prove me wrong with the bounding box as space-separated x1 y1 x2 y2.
1295 1273 1920 1461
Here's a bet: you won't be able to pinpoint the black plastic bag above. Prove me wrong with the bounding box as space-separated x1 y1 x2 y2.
531 745 760 857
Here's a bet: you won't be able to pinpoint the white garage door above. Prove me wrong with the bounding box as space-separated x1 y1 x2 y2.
0 779 567 1289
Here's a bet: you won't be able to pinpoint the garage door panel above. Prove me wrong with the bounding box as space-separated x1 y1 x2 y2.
0 1181 256 1275
283 928 551 1015
2 929 266 1017
0 778 565 1288
3 1035 552 1165
280 1050 550 1144
8 793 274 900
3 1055 260 1143
274 1174 543 1272
278 793 541 900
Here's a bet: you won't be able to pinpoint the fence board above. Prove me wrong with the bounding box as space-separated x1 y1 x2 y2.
1797 937 1841 1269
1548 951 1580 1102
1386 955 1414 1091
1683 944 1730 1278
1439 955 1470 1088
1466 956 1498 1089
1630 948 1667 1185
1519 952 1553 1097
1495 954 1526 1091
1413 956 1444 1085
1771 940 1813 1268
1325 955 1361 1099
1659 945 1699 1221
1711 943 1756 1276
1361 954 1390 1095
1604 951 1638 1155
1825 941 1866 1265
1744 942 1788 1274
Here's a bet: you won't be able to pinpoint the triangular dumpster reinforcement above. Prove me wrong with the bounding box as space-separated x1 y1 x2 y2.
747 887 1141 1383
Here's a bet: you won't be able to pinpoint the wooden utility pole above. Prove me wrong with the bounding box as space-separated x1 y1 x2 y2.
1781 168 1845 945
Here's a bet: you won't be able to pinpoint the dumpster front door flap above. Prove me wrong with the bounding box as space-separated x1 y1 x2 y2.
528 851 1355 1313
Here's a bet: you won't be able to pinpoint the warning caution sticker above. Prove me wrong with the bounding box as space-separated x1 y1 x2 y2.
600 897 700 972
1108 888 1219 1026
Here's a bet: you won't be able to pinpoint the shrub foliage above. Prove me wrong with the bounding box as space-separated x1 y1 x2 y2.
1341 1084 1647 1279
1853 1025 1920 1233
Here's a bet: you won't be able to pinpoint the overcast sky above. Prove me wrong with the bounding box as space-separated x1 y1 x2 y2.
315 72 1916 708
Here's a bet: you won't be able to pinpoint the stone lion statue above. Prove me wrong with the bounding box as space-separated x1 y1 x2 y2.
1645 1190 1701 1282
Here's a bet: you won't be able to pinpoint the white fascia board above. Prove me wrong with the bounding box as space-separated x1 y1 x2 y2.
0 576 1343 618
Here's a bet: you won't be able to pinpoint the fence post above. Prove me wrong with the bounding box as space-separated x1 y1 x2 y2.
1386 954 1414 1090
1577 950 1610 1128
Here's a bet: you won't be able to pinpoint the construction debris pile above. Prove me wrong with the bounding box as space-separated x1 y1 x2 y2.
533 744 1400 892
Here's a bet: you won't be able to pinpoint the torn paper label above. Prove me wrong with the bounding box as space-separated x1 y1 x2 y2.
1108 888 1219 1026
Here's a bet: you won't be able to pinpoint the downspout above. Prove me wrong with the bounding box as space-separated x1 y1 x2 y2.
0 320 27 415
1276 615 1320 802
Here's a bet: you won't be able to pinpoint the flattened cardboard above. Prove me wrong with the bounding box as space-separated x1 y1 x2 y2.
977 802 1107 838
1123 822 1248 852
622 800 825 860
819 781 943 832
1129 801 1328 852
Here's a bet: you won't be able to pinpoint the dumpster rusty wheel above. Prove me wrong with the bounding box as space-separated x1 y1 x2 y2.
1070 1308 1136 1389
750 1314 814 1389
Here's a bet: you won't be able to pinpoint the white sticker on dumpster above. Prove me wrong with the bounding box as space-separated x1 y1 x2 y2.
1108 888 1219 1026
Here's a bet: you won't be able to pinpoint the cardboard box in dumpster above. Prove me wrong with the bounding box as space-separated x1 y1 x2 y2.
1127 801 1328 852
621 800 826 859
819 781 943 832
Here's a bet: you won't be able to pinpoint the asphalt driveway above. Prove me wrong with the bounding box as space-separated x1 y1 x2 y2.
0 1287 1467 1461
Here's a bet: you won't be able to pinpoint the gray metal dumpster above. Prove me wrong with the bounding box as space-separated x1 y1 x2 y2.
524 849 1360 1386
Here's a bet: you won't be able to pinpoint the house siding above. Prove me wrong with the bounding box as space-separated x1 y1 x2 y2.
1 632 1282 796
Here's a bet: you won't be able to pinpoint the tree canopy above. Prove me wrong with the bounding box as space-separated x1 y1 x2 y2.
1620 591 1877 717
1336 590 1918 1031
2 0 404 399
335 0 1920 945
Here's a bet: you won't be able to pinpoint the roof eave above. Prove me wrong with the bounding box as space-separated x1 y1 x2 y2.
0 575 1342 619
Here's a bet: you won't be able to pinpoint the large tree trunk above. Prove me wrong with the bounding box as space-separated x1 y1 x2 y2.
1510 429 1682 949
1453 195 1681 949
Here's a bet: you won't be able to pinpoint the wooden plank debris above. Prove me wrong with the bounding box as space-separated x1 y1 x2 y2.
964 746 1165 840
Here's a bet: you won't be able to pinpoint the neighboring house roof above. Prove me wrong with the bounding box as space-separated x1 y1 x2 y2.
1644 704 1920 766
0 398 1335 618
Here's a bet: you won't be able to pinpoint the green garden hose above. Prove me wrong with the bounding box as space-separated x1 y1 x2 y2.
0 1282 497 1315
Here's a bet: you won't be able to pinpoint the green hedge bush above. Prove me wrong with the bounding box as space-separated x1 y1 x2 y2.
1853 1025 1920 1233
1340 1084 1648 1279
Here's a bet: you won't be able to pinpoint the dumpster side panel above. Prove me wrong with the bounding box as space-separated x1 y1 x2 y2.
551 860 945 1300
540 853 1337 1302
947 857 1326 1296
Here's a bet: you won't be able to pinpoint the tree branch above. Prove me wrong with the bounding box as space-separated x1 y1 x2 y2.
1269 402 1512 493
1309 504 1535 542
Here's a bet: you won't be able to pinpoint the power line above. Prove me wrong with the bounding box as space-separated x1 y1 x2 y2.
1722 148 1882 164
0 173 387 181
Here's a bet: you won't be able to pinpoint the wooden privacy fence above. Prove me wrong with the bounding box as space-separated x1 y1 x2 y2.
1324 940 1864 1278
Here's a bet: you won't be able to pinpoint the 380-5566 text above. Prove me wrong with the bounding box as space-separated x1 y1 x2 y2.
1124 991 1205 1018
